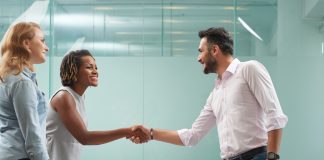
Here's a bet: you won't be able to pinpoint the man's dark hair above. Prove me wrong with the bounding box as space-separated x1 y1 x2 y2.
198 27 233 55
60 49 94 86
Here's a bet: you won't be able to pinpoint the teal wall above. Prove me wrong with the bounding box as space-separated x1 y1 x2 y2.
277 0 324 159
2 0 324 159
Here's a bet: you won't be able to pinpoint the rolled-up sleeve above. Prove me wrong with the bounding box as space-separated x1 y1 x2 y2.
177 93 216 146
12 80 49 160
243 61 288 131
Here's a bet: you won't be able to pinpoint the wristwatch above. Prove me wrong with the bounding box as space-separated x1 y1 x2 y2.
267 152 280 160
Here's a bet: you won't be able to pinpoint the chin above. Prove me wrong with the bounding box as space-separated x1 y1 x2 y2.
203 71 210 74
36 58 46 64
203 68 210 74
203 68 214 74
91 83 98 87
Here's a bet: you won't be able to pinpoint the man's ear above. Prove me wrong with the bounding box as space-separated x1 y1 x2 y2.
23 39 31 53
212 44 220 56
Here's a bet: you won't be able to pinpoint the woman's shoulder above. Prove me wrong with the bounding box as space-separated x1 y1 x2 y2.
4 73 32 86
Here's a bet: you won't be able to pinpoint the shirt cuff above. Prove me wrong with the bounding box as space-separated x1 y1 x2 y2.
177 129 196 146
266 114 288 131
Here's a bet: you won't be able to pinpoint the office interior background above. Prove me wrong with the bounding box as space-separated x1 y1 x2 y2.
1 0 324 159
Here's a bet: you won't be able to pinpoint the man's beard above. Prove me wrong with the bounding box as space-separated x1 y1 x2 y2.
203 53 217 74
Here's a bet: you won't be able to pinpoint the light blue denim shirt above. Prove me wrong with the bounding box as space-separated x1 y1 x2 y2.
0 68 49 160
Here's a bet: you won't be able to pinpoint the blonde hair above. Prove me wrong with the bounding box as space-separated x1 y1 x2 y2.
0 22 40 82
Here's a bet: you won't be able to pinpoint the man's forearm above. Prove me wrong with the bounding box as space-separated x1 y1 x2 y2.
153 128 184 146
267 128 283 153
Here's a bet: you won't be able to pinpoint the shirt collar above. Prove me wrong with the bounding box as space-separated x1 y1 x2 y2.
226 58 240 75
216 58 240 86
22 67 37 82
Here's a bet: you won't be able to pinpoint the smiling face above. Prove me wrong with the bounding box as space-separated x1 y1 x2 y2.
197 37 217 74
25 28 49 64
75 55 99 87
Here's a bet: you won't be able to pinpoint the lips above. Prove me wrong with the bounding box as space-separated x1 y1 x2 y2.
90 76 98 81
202 63 206 69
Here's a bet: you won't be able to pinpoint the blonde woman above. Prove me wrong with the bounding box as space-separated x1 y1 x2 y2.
0 22 49 160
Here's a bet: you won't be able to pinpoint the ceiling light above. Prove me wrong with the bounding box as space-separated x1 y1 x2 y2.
115 32 159 35
164 19 183 23
218 20 233 24
163 6 188 10
172 40 190 43
94 6 113 10
223 6 248 10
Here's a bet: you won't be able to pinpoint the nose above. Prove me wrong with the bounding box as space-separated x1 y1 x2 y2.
197 54 202 63
44 44 49 52
92 68 98 75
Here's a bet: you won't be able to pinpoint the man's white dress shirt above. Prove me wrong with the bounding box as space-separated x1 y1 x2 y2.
178 58 288 159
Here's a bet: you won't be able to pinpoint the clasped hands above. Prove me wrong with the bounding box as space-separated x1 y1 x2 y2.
127 125 151 144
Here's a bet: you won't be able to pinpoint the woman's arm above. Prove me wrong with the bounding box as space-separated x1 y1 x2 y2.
51 90 132 145
13 80 49 160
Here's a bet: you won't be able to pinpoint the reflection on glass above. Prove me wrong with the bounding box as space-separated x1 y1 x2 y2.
237 17 263 41
0 0 49 53
235 0 277 56
0 0 278 57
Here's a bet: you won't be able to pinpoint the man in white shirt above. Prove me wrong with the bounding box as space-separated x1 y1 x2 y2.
131 27 288 160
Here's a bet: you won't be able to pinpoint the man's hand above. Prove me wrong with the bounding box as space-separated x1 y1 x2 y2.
127 125 150 144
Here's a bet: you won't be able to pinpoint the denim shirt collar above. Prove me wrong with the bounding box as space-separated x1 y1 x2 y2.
22 67 37 85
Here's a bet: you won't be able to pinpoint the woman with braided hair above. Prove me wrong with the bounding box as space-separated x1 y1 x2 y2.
46 49 148 160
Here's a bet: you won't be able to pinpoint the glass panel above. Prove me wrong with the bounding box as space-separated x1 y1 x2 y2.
235 0 277 56
4 1 324 160
0 0 51 96
53 3 94 56
0 0 34 34
163 0 235 56
51 0 237 57
53 2 163 57
52 1 146 159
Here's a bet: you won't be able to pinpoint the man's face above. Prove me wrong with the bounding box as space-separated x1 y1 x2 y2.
197 37 217 74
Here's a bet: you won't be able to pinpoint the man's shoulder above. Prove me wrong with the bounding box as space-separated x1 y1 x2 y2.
241 60 261 66
240 60 264 70
238 60 267 77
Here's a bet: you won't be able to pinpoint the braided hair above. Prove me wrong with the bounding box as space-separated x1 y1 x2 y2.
60 49 93 86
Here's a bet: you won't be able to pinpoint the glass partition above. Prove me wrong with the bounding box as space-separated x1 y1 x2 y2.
1 0 324 160
52 1 237 57
235 0 277 56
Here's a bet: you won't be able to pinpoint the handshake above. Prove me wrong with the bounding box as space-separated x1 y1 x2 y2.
127 125 152 144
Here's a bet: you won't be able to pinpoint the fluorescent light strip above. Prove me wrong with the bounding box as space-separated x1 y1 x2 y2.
94 6 113 10
163 6 188 10
116 32 159 35
322 42 324 54
237 17 263 41
164 19 183 23
218 20 233 24
223 6 247 10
